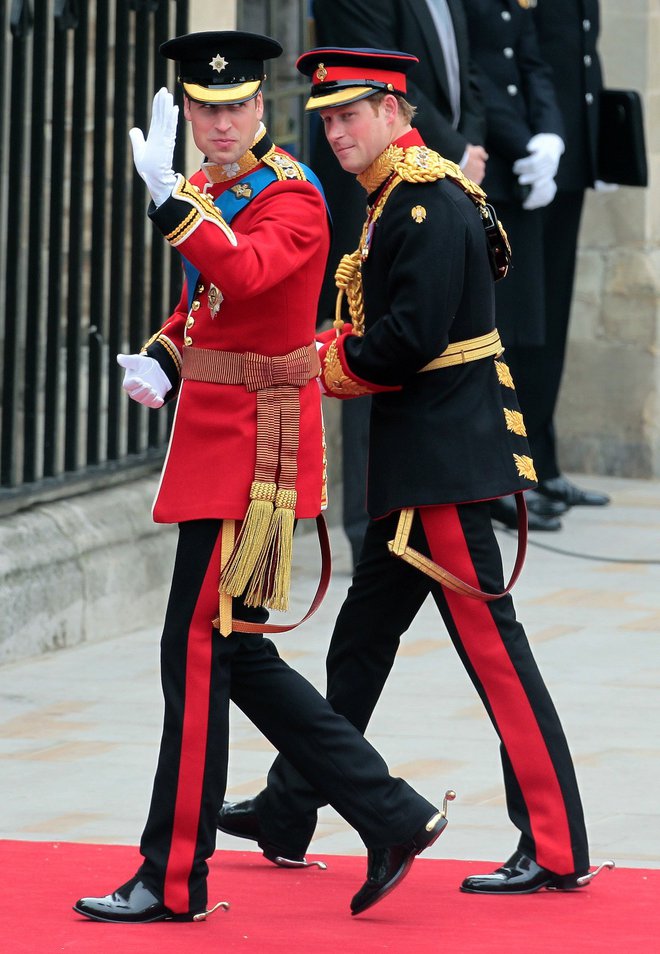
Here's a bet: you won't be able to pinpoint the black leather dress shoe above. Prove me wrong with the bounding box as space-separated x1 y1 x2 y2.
351 793 455 916
216 799 326 869
490 495 562 532
73 878 177 923
526 490 569 516
537 475 610 507
460 851 589 895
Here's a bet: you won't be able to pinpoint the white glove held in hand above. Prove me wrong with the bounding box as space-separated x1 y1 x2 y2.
129 88 179 207
522 175 557 211
513 133 565 184
117 353 172 409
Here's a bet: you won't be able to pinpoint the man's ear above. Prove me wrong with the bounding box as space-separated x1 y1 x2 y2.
183 94 193 122
254 90 265 121
381 93 399 125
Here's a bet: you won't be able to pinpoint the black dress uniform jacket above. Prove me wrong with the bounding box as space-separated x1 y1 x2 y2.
501 1 604 480
532 0 603 192
463 0 564 202
463 0 564 346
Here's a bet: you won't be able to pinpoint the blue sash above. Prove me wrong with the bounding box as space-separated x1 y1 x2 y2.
182 163 327 310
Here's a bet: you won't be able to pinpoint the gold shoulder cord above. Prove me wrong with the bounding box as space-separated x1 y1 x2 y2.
334 146 488 335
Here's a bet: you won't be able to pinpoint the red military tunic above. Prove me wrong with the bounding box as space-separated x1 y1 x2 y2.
144 130 329 524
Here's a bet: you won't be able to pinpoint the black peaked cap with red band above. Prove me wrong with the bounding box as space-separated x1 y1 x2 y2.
161 30 282 105
296 47 419 111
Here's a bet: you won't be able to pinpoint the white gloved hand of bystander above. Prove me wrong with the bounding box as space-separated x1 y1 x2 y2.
513 133 565 184
522 175 557 211
117 353 172 408
129 88 179 207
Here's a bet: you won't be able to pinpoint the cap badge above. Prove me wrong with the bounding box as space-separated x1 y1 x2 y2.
411 205 427 224
209 53 229 74
315 63 328 81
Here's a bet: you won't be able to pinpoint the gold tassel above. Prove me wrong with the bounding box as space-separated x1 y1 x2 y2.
221 480 276 597
243 488 297 611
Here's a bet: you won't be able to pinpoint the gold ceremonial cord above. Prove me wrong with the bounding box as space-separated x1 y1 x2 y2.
334 174 401 335
334 248 365 334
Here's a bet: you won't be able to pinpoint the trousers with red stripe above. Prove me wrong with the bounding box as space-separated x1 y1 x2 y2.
136 518 437 915
254 502 589 875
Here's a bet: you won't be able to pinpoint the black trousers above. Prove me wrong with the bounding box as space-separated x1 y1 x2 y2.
505 190 586 481
137 519 435 915
255 504 589 876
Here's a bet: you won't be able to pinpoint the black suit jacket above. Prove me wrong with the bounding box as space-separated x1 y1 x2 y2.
311 0 486 324
313 0 485 160
463 0 564 203
532 0 603 192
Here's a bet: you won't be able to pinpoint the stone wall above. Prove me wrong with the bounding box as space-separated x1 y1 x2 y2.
0 477 177 666
559 0 660 477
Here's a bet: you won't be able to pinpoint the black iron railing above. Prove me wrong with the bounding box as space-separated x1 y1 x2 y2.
0 0 189 515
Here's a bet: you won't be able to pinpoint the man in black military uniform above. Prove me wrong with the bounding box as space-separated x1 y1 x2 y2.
219 47 612 895
71 31 451 926
462 0 568 531
312 0 488 566
504 0 610 509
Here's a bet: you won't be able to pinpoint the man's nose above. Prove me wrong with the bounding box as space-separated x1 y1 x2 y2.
213 111 232 130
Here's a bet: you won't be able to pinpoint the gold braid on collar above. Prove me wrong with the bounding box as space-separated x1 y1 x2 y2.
202 126 271 184
335 145 488 335
358 144 487 202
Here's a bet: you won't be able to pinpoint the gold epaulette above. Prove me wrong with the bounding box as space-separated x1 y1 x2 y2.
262 150 308 182
167 175 238 247
393 146 487 206
358 144 487 206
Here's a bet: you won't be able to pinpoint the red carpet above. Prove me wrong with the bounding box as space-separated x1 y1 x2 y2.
1 840 657 953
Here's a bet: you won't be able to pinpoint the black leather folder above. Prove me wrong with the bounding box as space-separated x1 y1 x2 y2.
597 89 648 187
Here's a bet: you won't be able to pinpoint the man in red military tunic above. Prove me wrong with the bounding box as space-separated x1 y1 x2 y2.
218 46 613 896
73 32 452 925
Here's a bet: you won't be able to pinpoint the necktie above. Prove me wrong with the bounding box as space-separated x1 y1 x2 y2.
424 0 461 127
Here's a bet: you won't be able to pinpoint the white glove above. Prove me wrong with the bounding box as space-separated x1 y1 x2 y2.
522 175 557 210
129 88 179 207
117 353 172 408
513 133 565 184
594 179 619 193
